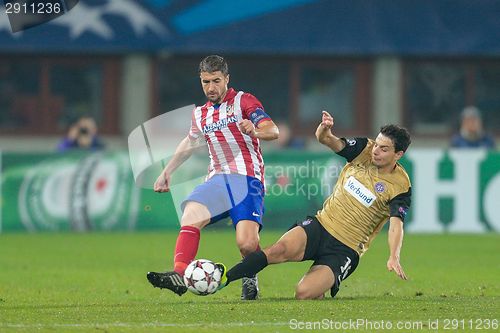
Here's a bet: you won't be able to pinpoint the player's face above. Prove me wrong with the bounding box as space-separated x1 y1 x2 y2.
200 71 229 104
462 115 482 135
371 134 403 171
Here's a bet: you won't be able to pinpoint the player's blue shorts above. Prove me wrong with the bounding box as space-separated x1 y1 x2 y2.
181 174 265 229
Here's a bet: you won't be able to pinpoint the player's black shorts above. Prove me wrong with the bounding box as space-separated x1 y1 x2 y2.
289 216 360 298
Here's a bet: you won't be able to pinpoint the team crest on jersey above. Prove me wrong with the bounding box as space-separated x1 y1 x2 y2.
226 104 235 116
374 182 385 193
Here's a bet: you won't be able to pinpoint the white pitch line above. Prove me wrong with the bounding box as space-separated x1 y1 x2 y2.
1 321 291 329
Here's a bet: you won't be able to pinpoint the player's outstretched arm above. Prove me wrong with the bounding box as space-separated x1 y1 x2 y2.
153 136 198 192
315 111 345 152
387 217 408 280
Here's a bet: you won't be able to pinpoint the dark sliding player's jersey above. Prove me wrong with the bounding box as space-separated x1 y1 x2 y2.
316 138 411 256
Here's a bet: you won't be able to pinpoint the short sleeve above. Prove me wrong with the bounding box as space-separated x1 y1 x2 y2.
336 137 369 162
188 108 201 140
240 93 272 126
389 188 412 222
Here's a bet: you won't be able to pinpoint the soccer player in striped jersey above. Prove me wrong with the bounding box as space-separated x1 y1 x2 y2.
147 55 279 300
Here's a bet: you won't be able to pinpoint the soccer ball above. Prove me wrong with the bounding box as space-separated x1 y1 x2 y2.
183 259 221 296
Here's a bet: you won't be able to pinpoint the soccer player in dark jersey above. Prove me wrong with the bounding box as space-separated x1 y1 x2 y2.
147 55 279 300
217 111 411 299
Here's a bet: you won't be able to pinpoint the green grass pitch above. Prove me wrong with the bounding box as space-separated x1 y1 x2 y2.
0 231 498 332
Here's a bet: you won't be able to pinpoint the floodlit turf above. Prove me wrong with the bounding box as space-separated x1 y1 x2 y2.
0 231 498 332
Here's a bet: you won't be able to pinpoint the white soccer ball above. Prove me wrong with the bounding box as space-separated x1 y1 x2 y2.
183 259 221 296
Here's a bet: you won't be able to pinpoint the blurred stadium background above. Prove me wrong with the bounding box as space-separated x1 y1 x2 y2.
1 1 499 331
1 1 499 233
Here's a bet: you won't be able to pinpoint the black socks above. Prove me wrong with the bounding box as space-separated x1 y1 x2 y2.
226 250 269 284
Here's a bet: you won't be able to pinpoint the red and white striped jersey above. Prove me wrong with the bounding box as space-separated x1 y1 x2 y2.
188 88 271 184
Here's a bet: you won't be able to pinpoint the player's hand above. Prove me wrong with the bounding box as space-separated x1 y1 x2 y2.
239 119 256 137
320 111 334 129
154 171 171 192
315 111 335 142
387 257 408 280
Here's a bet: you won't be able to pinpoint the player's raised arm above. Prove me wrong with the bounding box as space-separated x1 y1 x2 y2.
387 216 408 280
315 111 346 152
154 135 199 192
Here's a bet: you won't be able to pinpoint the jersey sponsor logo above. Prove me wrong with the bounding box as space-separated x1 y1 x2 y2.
202 115 238 134
374 182 385 193
344 176 376 207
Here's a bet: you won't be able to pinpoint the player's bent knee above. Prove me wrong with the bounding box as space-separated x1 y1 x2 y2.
180 202 211 228
180 214 209 229
295 276 328 300
294 285 315 300
238 239 259 256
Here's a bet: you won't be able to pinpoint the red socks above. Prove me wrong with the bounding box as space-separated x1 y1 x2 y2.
173 226 200 275
172 226 259 275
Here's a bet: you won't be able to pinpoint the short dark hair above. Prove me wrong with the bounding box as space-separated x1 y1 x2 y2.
199 55 229 76
380 124 411 153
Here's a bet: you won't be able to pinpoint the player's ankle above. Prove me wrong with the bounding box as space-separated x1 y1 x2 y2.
174 262 188 275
